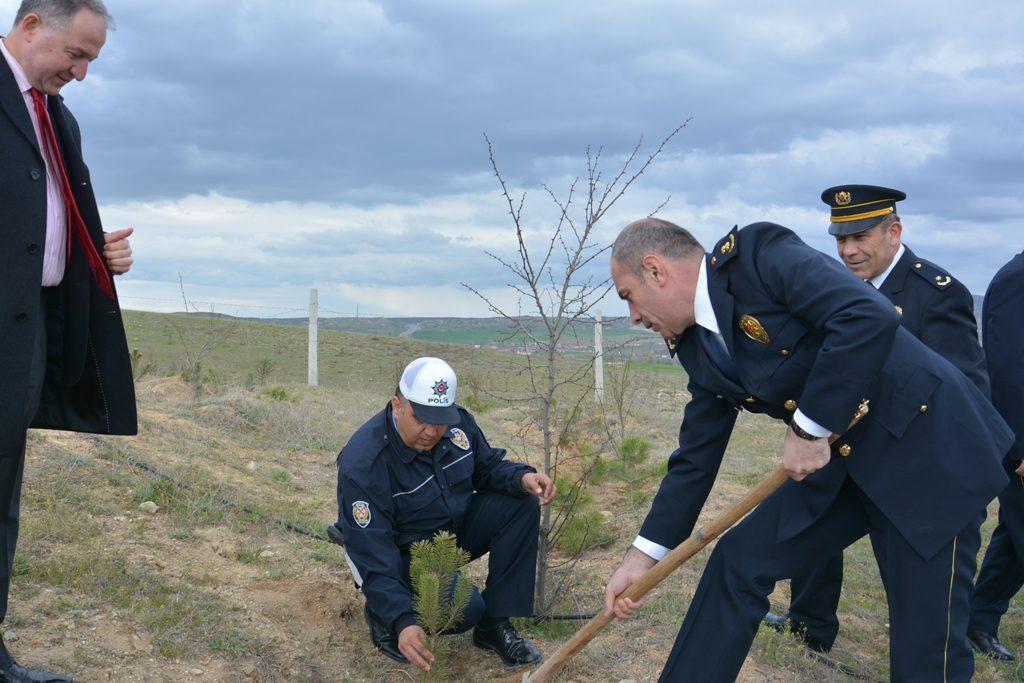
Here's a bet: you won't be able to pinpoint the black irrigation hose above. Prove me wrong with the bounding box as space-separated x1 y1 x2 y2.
135 459 329 541
111 443 598 621
532 613 597 622
119 452 329 542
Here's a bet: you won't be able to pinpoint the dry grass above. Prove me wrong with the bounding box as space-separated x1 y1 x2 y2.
4 312 1022 681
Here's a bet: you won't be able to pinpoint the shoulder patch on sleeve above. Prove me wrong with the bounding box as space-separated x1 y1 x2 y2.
909 258 954 290
352 501 371 528
709 226 739 269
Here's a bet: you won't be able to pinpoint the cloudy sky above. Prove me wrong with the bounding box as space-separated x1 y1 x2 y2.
3 0 1022 317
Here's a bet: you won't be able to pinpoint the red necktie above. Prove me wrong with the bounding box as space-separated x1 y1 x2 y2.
30 88 114 299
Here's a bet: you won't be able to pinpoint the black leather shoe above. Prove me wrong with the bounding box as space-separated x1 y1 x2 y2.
0 660 72 683
363 603 407 663
968 630 1014 661
761 612 831 654
792 627 831 655
1 639 72 683
763 611 789 633
473 619 541 667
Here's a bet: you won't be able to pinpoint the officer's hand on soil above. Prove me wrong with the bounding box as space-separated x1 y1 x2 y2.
103 227 134 275
604 546 656 620
782 426 830 482
521 472 557 505
398 625 435 671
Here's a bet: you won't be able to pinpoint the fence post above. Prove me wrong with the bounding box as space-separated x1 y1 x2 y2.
594 309 604 403
308 288 318 387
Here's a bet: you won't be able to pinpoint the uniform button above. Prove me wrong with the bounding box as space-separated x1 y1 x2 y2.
915 262 922 269
839 444 852 457
27 243 39 254
16 312 28 322
744 396 756 403
784 399 797 411
919 404 928 413
30 168 41 180
780 348 790 357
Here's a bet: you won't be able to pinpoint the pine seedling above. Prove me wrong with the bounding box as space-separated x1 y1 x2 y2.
409 531 473 682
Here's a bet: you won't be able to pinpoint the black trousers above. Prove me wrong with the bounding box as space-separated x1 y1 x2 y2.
1 290 50 626
660 476 982 683
392 490 540 634
784 528 890 649
969 474 1024 637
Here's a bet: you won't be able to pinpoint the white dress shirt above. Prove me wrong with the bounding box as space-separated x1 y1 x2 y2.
869 244 905 290
1 37 67 286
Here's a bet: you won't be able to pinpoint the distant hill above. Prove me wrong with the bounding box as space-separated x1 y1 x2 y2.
162 312 673 362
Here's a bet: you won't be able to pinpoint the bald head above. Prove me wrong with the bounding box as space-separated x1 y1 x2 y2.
611 217 703 277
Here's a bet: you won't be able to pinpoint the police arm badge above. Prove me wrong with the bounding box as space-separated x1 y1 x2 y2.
352 501 371 528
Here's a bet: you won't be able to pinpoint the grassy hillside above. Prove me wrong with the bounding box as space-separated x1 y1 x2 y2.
196 312 671 362
7 311 1022 681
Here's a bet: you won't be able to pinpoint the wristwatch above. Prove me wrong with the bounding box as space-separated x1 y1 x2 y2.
790 421 825 441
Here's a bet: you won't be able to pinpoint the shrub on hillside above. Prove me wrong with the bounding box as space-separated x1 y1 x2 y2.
617 435 651 463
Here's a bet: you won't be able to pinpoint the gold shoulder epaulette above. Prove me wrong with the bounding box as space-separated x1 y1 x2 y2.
709 226 739 268
910 259 953 289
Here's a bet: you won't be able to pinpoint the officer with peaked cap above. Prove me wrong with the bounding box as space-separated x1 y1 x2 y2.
602 217 1012 682
764 185 990 654
333 357 555 670
968 250 1024 661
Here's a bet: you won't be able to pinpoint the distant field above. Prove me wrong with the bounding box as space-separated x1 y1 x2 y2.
218 311 668 356
409 327 531 345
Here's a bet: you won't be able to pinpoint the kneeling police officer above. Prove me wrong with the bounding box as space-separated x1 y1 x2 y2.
334 357 555 670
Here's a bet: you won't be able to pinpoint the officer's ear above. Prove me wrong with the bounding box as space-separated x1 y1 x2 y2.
888 219 903 244
390 394 403 416
641 254 666 286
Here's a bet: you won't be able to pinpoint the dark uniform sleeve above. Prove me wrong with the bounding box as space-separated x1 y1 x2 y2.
462 411 536 497
984 266 1024 462
753 226 902 433
637 381 739 550
338 460 419 635
919 279 990 396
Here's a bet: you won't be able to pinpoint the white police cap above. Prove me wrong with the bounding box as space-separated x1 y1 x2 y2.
398 357 460 425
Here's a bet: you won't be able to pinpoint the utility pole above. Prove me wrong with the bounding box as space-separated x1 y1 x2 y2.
308 288 318 387
594 309 604 403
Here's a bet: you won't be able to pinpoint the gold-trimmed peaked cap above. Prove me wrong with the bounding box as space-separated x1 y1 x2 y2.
822 184 906 236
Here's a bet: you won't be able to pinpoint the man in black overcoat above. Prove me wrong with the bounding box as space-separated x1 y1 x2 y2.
1 2 136 681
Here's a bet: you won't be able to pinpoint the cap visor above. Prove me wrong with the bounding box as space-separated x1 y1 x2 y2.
828 216 884 236
409 401 461 426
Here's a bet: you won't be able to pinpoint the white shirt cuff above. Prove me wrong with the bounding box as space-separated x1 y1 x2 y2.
632 536 670 561
793 409 831 438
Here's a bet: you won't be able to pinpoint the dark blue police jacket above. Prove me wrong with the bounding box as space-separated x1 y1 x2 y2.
639 223 1012 562
983 251 1024 465
879 245 989 395
336 404 535 633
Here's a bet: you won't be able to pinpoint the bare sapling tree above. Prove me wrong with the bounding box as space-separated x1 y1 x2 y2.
599 350 652 453
171 274 239 401
462 123 687 613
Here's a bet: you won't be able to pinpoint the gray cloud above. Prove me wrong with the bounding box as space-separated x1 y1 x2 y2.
1 0 1021 314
